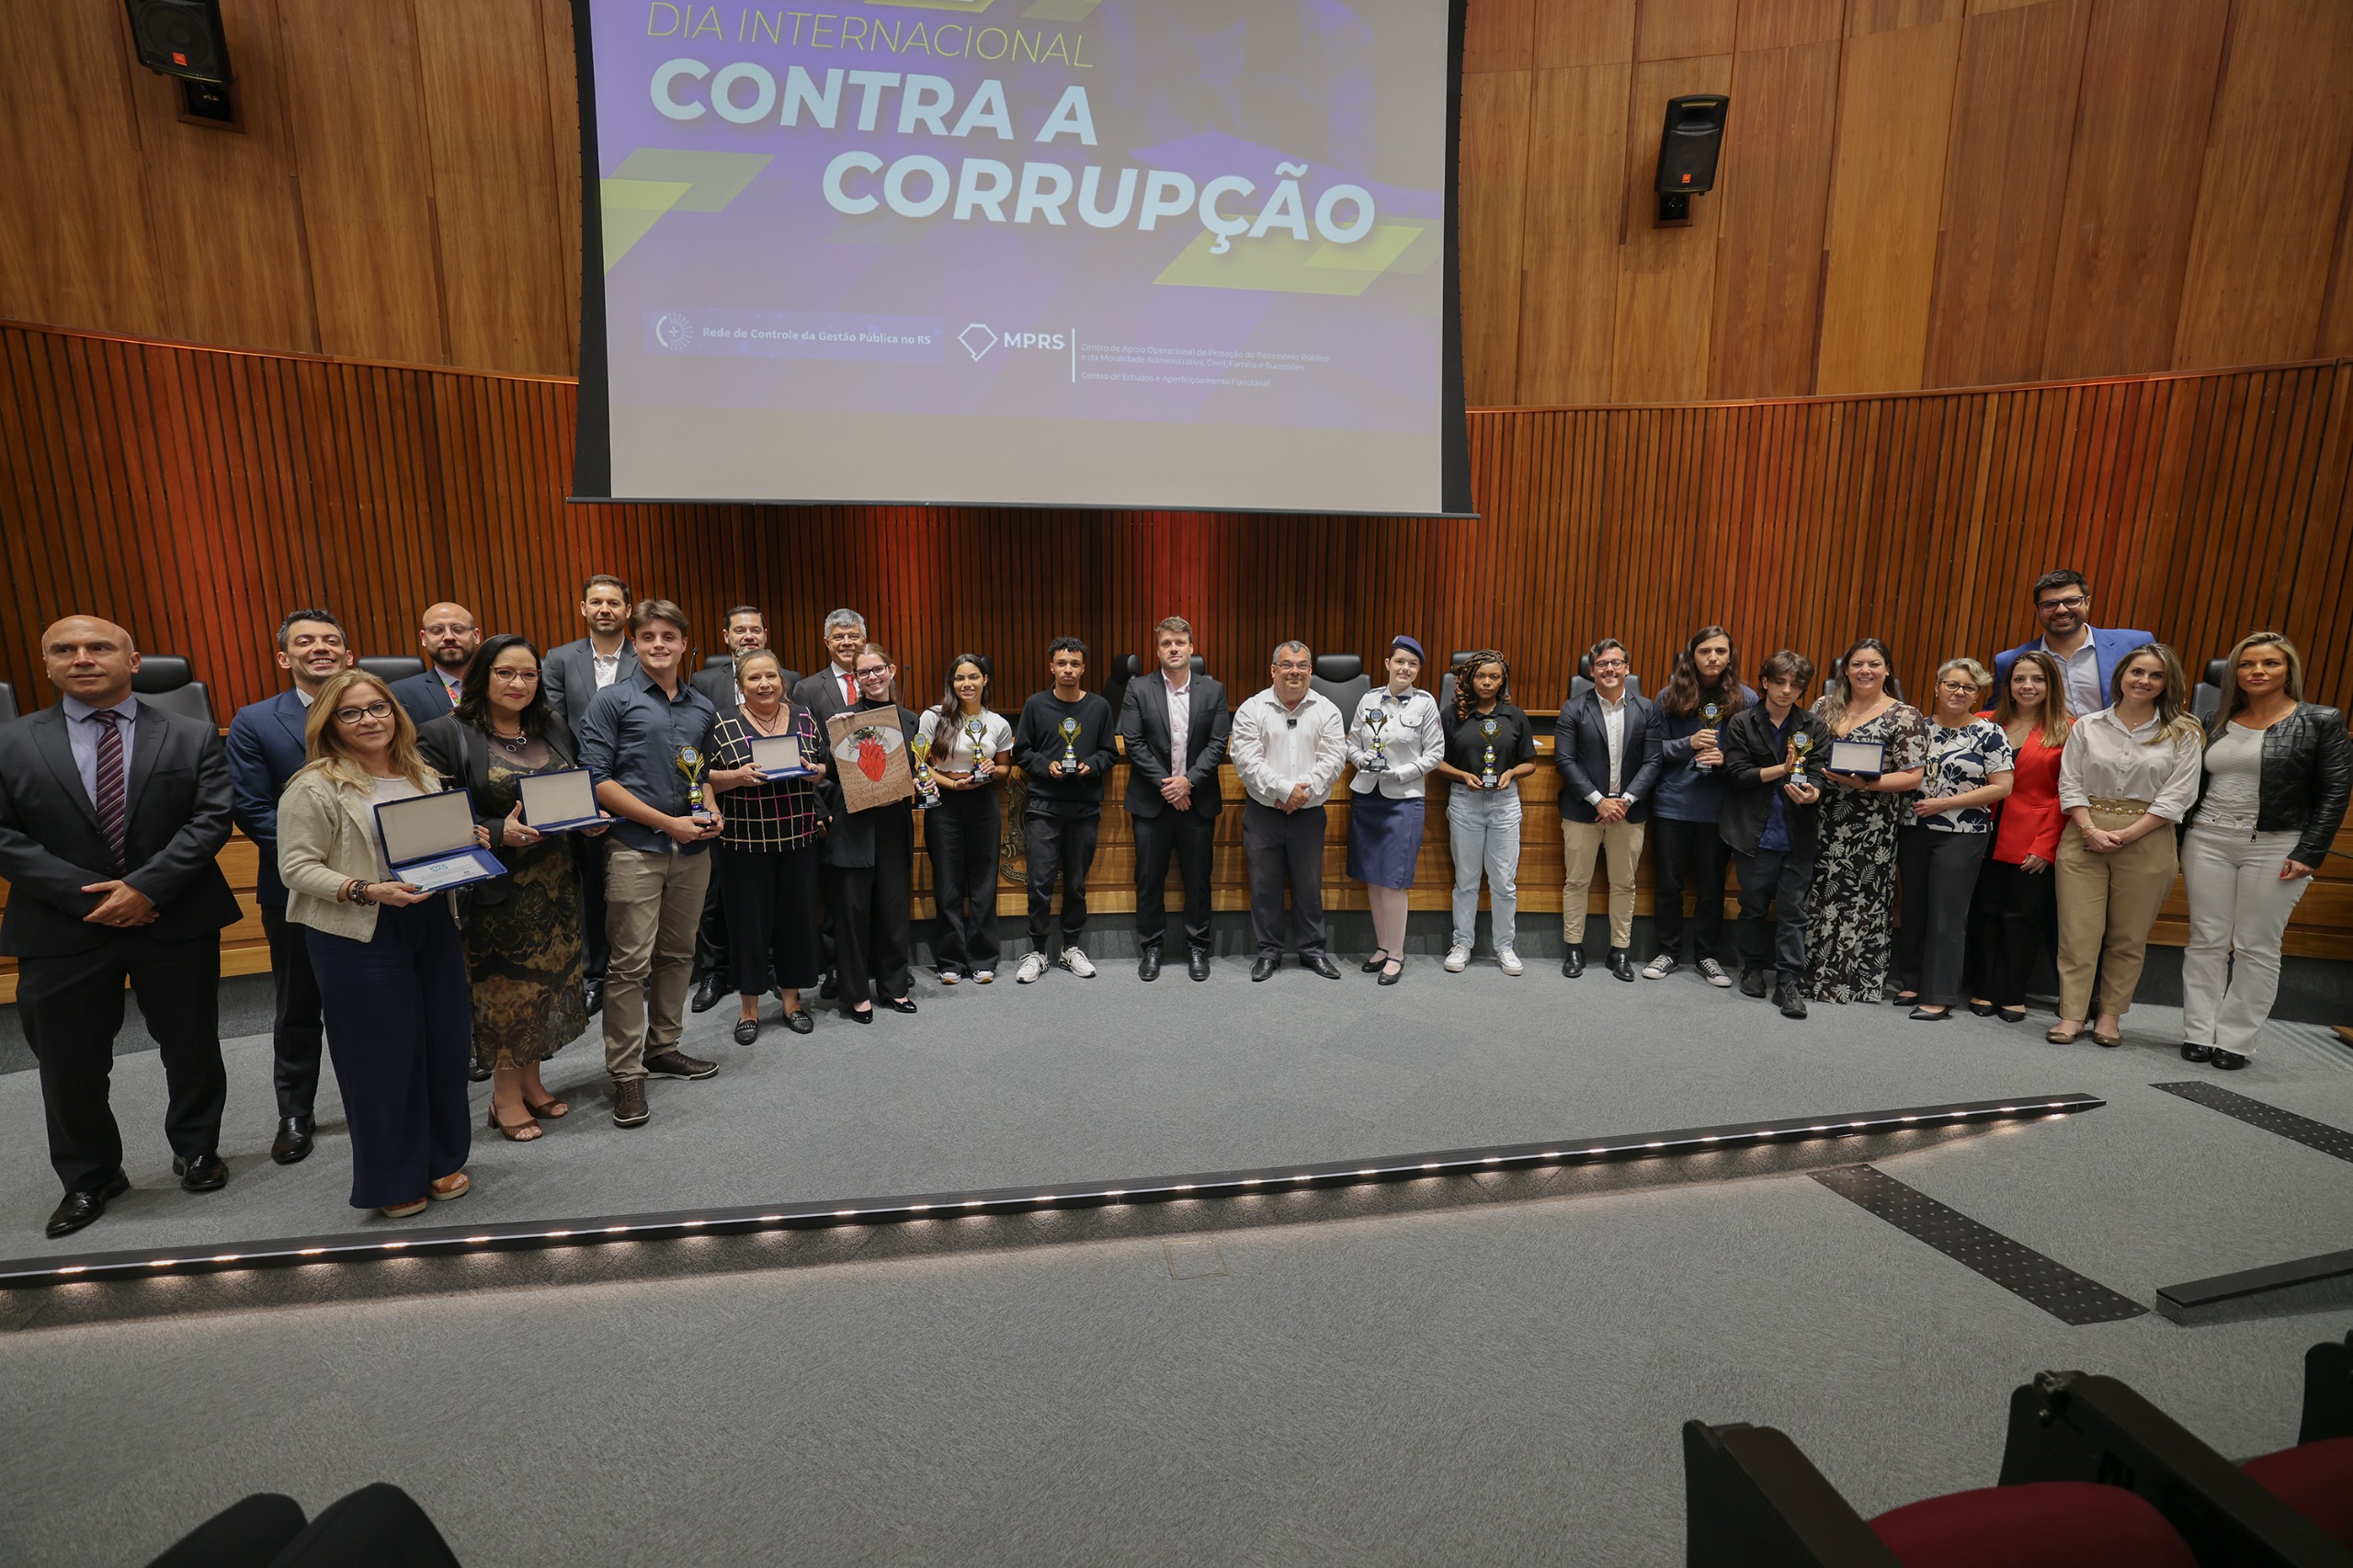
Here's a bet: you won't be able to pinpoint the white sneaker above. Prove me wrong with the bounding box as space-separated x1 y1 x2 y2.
1496 947 1524 977
1443 944 1471 972
1059 947 1097 979
1698 958 1733 988
972 969 995 984
1015 952 1047 984
938 969 962 985
1642 954 1679 981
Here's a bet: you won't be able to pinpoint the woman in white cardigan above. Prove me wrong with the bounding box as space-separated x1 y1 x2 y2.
278 669 476 1219
1345 637 1448 983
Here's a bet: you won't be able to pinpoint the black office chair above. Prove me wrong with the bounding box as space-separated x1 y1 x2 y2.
1310 653 1370 717
704 654 734 671
130 655 214 727
1438 648 1521 714
2191 656 2228 726
0 680 17 724
355 655 426 685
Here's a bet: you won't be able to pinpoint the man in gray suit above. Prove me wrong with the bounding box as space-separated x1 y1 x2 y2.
790 608 870 724
1120 617 1229 982
0 617 241 1237
540 574 636 1012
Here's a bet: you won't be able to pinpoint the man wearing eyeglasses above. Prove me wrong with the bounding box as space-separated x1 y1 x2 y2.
389 603 482 729
0 617 242 1237
1992 570 2154 722
1229 642 1348 981
1556 639 1664 983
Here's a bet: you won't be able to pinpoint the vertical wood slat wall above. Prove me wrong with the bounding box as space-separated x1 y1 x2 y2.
3 321 2348 729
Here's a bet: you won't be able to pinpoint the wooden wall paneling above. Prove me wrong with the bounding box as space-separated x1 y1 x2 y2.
1611 55 1734 403
1536 0 1636 68
1708 35 1839 398
1635 0 1739 61
0 3 165 339
2172 0 2353 371
1734 0 1843 52
538 0 584 375
121 0 315 355
2039 0 2228 381
1813 11 1963 394
270 0 450 365
1514 62 1631 403
1920 0 2089 390
413 0 572 374
2319 178 2353 358
1457 70 1531 405
1461 0 1534 72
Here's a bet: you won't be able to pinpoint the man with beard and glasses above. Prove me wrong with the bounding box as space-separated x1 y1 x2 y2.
389 602 482 729
1992 569 2154 725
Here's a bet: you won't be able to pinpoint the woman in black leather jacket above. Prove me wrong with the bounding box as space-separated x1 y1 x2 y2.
2178 631 2351 1070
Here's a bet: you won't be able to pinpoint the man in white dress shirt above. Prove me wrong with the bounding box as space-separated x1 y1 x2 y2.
1229 642 1348 981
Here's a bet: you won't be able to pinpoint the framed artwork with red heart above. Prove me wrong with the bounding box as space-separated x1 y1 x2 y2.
826 709 917 813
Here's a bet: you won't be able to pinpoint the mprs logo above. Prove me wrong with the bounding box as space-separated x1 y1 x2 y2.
958 324 1065 361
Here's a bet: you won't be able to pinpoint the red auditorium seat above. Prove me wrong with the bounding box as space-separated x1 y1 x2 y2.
1869 1481 2199 1568
2244 1437 2353 1551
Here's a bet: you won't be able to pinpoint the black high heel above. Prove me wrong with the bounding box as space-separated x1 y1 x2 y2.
1359 949 1390 973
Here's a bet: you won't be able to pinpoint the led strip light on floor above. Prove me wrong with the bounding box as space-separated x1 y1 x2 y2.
0 1092 2102 1289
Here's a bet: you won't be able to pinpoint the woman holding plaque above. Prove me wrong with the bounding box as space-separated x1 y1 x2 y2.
918 654 1016 985
1644 628 1753 985
1346 637 1445 983
1802 639 1928 1004
820 644 921 1022
1963 651 2072 1022
415 635 600 1141
1434 651 1539 976
2180 631 2351 1069
277 669 472 1218
706 648 828 1044
2052 644 2204 1046
1892 658 2014 1020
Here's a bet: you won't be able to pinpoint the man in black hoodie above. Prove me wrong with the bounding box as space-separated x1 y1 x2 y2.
1011 638 1117 983
1718 650 1835 1019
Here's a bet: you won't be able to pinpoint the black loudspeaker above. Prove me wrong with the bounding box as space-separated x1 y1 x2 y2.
125 0 231 85
1654 94 1729 222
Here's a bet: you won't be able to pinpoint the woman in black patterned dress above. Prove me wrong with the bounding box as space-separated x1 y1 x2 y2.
416 635 602 1142
1802 639 1928 1003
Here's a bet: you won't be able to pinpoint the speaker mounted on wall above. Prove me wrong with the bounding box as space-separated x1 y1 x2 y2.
125 0 231 83
1654 95 1728 224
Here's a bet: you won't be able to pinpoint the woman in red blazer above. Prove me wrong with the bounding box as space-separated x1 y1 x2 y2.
1965 650 2073 1020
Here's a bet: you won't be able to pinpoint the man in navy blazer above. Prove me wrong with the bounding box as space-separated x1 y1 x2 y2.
1120 617 1231 982
0 617 241 1237
387 601 480 729
1991 569 2154 722
225 608 351 1165
1554 639 1664 982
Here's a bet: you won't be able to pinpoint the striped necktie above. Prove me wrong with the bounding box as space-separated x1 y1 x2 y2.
93 710 128 869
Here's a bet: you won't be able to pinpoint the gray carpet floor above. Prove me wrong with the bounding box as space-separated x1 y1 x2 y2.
3 965 2350 1565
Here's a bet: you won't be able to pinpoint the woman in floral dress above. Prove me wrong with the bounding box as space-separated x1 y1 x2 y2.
1802 639 1927 1003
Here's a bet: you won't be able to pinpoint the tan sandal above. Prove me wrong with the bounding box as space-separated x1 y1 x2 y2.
488 1104 541 1142
524 1096 568 1119
428 1172 470 1200
2046 1023 2084 1044
381 1197 428 1220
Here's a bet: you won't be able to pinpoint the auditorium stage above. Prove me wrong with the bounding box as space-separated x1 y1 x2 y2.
4 942 2349 1270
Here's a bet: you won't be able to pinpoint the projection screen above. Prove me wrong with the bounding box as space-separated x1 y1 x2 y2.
571 0 1472 516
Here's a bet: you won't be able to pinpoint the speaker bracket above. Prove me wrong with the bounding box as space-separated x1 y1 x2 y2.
177 77 240 130
1655 192 1692 225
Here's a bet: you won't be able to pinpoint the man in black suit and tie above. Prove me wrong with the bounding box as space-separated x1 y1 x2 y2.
0 617 242 1237
387 601 480 729
790 607 870 723
540 574 637 1013
686 606 799 1012
1120 617 1230 981
225 608 350 1165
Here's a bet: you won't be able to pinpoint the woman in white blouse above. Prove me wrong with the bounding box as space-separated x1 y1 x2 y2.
2051 643 2204 1046
1346 637 1446 983
916 653 1016 984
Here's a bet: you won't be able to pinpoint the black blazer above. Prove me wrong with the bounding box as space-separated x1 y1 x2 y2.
793 665 862 727
2190 704 2352 868
1120 672 1230 820
0 703 241 957
540 637 638 749
1717 704 1836 856
692 664 801 711
817 701 918 869
1552 690 1665 823
415 714 580 907
389 668 460 731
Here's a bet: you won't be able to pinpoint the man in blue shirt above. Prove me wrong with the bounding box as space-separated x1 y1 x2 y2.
1717 652 1833 1020
578 599 723 1128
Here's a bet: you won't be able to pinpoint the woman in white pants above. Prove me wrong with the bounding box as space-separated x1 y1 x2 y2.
2180 631 2351 1070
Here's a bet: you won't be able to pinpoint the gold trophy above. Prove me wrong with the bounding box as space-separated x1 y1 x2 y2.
965 715 989 780
1059 716 1081 775
1697 700 1722 770
1362 707 1391 773
1790 730 1813 789
909 732 940 809
1479 717 1499 788
676 746 710 820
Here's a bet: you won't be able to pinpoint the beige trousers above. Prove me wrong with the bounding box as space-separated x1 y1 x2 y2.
1561 818 1645 950
602 846 714 1080
2053 812 2177 1020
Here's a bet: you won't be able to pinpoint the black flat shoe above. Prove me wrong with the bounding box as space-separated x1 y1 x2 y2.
1359 950 1390 973
45 1173 130 1239
1607 949 1636 983
782 1009 814 1035
1561 947 1586 979
882 996 918 1014
1968 1002 1998 1017
1996 1006 2027 1023
1907 1006 1950 1022
1306 954 1341 980
1138 947 1162 982
582 978 602 1016
1188 949 1211 982
1250 954 1279 983
819 971 840 999
2180 1042 2214 1062
733 1017 760 1046
2211 1049 2249 1071
845 1006 873 1025
1739 968 1768 998
1773 982 1808 1020
173 1153 229 1192
690 973 725 1014
270 1114 315 1165
1377 961 1403 986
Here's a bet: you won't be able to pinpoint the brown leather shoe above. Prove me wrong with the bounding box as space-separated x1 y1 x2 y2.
611 1078 649 1128
643 1049 718 1081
